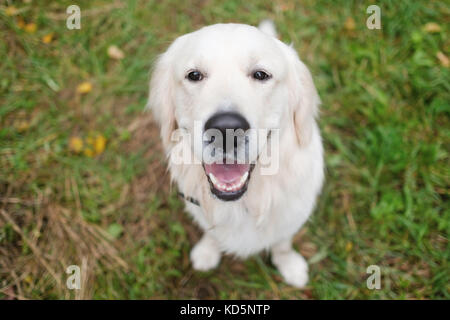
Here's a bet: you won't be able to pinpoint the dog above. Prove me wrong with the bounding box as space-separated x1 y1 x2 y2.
147 20 324 288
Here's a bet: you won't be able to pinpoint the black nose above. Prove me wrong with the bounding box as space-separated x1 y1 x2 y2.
204 112 250 151
204 112 250 135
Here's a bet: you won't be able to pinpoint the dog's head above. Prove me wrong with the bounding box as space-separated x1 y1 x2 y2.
148 23 319 201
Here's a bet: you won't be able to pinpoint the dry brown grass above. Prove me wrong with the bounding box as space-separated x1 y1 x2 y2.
0 113 169 299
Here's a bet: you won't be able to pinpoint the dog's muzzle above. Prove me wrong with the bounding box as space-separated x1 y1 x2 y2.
202 111 253 201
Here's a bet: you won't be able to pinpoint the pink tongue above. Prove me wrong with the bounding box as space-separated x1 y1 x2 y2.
204 163 250 183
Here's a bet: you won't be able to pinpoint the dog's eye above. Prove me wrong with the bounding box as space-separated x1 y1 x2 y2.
187 70 204 82
252 70 271 81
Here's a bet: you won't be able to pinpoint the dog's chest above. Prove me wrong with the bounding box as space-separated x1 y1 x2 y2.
185 191 311 257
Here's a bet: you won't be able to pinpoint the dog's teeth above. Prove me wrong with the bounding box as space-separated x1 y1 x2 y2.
209 170 250 193
240 171 249 184
209 173 217 184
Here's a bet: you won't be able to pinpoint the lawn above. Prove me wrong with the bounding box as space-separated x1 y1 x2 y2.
0 0 448 299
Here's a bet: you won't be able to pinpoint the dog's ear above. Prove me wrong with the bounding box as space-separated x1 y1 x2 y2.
147 51 177 151
286 48 320 146
258 19 278 38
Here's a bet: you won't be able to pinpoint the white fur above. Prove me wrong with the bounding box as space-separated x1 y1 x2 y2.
258 19 277 38
148 22 324 288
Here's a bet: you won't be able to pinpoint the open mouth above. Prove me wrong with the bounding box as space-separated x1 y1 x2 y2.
204 161 254 201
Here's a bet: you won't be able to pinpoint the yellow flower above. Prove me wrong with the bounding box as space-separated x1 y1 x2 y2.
24 275 33 284
76 81 92 94
24 23 37 34
69 136 84 153
42 33 54 44
345 17 356 31
94 135 107 155
345 241 353 252
84 148 94 157
5 6 18 16
80 134 107 157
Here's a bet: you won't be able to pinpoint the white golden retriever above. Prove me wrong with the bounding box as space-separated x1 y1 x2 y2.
148 21 324 288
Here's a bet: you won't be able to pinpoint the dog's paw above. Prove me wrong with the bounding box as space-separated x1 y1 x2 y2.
190 237 221 271
272 251 309 288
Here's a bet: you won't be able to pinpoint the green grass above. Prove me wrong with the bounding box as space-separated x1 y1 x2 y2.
0 0 448 299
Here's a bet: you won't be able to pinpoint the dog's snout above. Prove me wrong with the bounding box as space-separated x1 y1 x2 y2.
204 112 250 153
204 112 250 134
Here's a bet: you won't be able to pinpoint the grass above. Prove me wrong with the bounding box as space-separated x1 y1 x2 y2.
0 0 448 299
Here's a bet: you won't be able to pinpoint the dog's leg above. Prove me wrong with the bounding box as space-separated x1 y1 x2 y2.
271 238 309 288
190 233 221 271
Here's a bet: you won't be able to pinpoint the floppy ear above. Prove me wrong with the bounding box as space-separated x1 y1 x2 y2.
146 52 177 152
287 49 320 146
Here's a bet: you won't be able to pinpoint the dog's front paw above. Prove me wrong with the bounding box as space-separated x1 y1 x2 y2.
272 251 309 288
190 236 221 271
